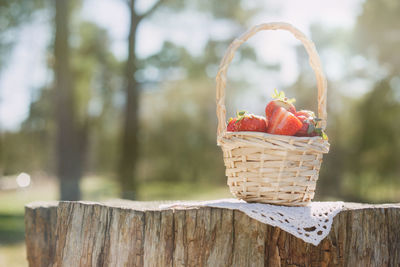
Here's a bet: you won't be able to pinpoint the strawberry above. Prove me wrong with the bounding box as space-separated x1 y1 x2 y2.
295 110 315 119
267 107 303 136
294 110 328 139
227 111 268 132
265 89 296 120
295 110 315 136
295 118 316 137
227 118 238 132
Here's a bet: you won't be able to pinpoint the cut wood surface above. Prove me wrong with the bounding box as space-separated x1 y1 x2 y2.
25 200 400 267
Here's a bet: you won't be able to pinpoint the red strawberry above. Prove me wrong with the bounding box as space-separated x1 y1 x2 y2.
295 110 316 137
294 110 327 139
295 118 315 137
295 110 315 119
267 107 303 136
227 118 238 131
227 111 268 132
265 89 296 120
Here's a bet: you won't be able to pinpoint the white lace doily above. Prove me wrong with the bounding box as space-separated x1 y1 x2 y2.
160 199 344 246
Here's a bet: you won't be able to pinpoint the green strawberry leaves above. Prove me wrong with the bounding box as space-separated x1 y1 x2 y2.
235 110 248 124
307 122 316 135
271 89 296 104
302 116 328 140
313 127 328 140
237 110 247 117
272 89 285 99
312 117 328 140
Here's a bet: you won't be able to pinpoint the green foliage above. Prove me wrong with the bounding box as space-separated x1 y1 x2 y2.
1 131 51 175
5 20 122 176
352 80 400 176
2 86 55 175
70 21 123 174
139 79 225 184
334 0 400 201
356 0 400 72
0 0 44 69
162 0 256 23
71 21 121 123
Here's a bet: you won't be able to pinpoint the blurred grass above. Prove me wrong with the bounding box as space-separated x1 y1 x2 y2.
0 178 58 266
0 214 25 245
0 179 58 248
138 181 231 201
0 243 26 267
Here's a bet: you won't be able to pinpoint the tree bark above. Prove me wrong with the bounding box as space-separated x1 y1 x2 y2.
54 0 85 200
24 201 58 267
25 201 400 267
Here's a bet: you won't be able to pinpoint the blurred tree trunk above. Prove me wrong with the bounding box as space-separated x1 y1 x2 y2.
118 0 139 199
0 130 3 176
118 0 163 199
54 0 87 200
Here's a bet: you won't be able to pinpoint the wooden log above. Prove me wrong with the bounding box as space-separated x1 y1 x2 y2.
24 201 400 267
25 201 58 267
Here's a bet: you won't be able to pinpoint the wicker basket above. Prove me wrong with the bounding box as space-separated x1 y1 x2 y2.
216 22 330 206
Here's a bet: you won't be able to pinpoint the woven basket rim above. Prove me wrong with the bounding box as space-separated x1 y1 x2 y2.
220 131 327 141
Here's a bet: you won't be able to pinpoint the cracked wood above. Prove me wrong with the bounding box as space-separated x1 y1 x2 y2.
25 201 400 267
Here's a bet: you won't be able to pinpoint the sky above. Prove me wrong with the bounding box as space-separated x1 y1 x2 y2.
0 0 364 131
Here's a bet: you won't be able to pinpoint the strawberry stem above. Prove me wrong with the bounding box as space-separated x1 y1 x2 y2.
235 110 248 124
237 110 247 117
271 89 296 103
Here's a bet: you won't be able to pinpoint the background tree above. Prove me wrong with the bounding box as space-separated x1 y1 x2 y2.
340 0 400 201
118 0 166 199
54 0 85 200
118 0 259 199
17 7 120 200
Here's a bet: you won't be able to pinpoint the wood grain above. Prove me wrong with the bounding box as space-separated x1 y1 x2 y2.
25 201 400 267
25 201 58 267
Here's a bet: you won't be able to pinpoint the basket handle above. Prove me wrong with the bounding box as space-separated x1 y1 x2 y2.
216 22 328 137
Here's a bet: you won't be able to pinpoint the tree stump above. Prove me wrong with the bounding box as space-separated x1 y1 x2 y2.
25 201 400 267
